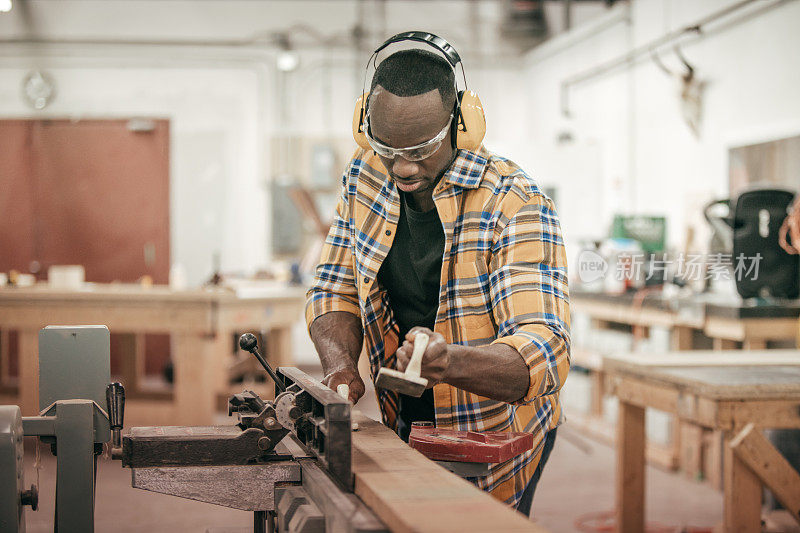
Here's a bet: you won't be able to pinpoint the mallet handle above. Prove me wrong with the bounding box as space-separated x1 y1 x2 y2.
337 383 349 400
406 333 429 378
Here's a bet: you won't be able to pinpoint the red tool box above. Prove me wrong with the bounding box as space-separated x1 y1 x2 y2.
408 422 534 463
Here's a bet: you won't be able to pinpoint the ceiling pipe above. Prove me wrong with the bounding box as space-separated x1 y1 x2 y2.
559 0 791 117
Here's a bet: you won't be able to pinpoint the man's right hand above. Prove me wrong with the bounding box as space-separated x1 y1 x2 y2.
322 366 365 404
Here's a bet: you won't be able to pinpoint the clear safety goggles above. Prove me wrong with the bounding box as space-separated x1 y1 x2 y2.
365 113 453 162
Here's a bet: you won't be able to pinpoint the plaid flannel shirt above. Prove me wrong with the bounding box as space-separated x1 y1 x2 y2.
306 146 571 506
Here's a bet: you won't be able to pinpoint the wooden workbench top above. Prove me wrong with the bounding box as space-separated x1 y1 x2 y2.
351 412 544 532
603 350 800 400
0 283 307 303
572 288 800 319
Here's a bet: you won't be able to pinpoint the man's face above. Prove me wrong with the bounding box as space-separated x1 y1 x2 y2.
368 87 456 200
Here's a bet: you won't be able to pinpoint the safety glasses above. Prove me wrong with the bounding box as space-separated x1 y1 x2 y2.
365 113 453 162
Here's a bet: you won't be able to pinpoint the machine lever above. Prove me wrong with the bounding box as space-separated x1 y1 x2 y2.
106 382 125 449
239 333 286 393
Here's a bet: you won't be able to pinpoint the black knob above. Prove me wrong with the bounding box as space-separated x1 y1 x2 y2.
238 332 286 393
21 484 38 511
239 333 258 352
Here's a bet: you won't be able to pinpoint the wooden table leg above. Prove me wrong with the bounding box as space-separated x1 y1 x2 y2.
18 329 39 415
118 333 139 392
742 339 766 350
211 330 231 394
704 430 724 490
713 338 738 350
266 326 293 368
616 400 645 533
172 333 226 426
591 369 605 418
0 329 9 386
723 430 762 532
681 422 704 481
671 325 695 350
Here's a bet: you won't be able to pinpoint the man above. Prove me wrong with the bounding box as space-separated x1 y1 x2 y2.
305 47 570 515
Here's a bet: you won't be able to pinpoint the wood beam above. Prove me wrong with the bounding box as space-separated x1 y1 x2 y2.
351 412 544 532
730 424 800 525
615 401 645 533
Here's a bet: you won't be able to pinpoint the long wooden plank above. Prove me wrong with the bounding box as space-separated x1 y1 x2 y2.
730 423 800 525
351 412 544 532
0 284 306 303
604 350 800 368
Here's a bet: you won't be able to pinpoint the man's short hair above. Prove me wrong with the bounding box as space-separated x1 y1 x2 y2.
369 49 456 112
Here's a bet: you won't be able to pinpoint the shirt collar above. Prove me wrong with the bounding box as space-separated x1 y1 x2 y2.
440 146 490 189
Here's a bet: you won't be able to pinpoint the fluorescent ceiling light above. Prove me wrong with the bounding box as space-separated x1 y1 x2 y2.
277 50 299 72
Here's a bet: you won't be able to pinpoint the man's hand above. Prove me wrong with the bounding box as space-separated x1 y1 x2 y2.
395 327 450 386
394 326 530 403
310 311 365 404
322 366 365 404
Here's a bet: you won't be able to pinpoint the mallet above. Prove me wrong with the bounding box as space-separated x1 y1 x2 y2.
375 332 429 397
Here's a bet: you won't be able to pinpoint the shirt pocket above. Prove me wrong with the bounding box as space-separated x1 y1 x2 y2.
449 260 496 344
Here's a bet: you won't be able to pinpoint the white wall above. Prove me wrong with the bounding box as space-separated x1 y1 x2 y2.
0 56 271 286
521 0 800 265
0 0 538 286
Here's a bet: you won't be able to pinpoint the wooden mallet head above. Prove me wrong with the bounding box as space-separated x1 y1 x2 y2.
375 333 429 397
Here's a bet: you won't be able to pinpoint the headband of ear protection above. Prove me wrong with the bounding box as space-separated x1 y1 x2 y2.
352 31 486 153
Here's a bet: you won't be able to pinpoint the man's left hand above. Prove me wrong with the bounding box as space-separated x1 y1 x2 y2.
395 327 450 387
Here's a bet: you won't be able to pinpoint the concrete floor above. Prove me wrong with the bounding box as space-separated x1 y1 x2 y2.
17 372 796 532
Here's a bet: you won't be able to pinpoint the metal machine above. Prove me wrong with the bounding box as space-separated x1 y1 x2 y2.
2 326 535 532
122 333 383 533
0 325 125 533
0 326 385 533
704 187 799 299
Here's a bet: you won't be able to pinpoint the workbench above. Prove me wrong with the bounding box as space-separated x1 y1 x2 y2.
571 289 800 351
603 351 800 532
570 289 800 476
0 284 305 425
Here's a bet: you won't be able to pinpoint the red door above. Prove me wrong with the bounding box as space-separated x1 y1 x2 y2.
0 119 171 380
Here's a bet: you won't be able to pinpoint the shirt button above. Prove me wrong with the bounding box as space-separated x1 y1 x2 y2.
385 229 391 236
363 277 369 284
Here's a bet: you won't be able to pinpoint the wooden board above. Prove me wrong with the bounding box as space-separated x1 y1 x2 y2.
730 424 800 525
603 350 800 368
603 353 800 400
350 412 545 532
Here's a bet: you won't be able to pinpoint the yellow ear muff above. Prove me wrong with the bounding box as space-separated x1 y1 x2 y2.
354 90 486 153
455 91 486 151
352 93 371 150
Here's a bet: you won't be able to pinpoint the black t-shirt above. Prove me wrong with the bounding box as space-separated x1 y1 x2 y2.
377 192 445 441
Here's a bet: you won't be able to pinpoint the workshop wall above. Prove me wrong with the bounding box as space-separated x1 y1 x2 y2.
0 1 536 288
521 0 800 260
0 64 528 288
0 63 267 286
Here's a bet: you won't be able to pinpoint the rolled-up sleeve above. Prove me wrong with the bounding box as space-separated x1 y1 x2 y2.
305 161 362 330
489 193 571 404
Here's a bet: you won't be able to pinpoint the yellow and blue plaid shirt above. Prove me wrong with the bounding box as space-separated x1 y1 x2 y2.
306 146 571 506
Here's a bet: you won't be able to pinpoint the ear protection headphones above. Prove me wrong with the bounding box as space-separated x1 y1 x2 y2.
352 31 486 153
